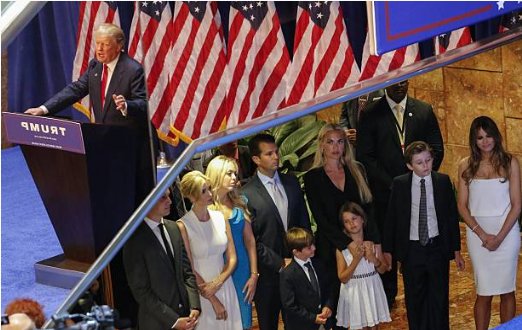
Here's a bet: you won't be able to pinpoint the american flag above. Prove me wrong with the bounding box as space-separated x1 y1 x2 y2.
72 1 120 121
128 1 177 145
286 1 360 106
226 1 290 127
156 1 228 143
499 9 522 32
434 27 472 55
359 32 420 81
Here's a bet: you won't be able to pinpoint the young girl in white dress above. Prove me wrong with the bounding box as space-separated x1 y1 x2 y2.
335 202 391 330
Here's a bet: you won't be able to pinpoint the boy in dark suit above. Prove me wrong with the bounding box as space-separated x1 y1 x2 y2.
383 141 464 330
280 227 334 330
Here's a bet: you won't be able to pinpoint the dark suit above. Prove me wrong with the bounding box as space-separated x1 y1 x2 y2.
241 172 311 330
123 219 201 330
356 95 444 304
43 53 154 204
44 53 147 128
280 258 335 330
383 172 460 330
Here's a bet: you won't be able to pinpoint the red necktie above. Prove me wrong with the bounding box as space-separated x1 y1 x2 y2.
101 64 108 109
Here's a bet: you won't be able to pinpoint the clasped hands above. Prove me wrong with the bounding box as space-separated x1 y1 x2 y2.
315 306 332 325
174 309 200 330
198 277 229 320
198 277 222 299
349 241 389 270
480 232 501 251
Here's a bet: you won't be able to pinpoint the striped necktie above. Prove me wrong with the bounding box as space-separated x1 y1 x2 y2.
419 178 429 246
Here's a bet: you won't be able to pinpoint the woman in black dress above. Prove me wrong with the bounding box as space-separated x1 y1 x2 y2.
304 124 381 317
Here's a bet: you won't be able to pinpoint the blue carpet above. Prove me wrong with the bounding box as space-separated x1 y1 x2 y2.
1 146 70 318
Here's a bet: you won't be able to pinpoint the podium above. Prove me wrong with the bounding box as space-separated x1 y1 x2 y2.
3 113 138 288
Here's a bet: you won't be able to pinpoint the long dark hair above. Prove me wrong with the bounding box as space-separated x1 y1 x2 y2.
462 116 511 183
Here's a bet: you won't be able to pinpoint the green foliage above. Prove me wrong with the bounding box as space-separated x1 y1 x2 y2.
268 115 325 176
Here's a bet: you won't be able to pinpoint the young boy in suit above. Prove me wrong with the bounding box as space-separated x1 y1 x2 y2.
280 227 335 330
383 141 465 330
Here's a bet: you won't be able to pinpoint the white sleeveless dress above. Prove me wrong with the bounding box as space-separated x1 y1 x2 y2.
180 209 242 330
467 179 520 296
336 249 391 329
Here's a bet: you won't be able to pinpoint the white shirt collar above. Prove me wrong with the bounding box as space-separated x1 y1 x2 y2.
412 172 432 185
294 256 312 267
144 216 163 230
385 90 407 111
104 53 120 72
257 170 281 186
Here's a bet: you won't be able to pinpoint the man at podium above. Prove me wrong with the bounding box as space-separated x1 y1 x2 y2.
24 23 154 205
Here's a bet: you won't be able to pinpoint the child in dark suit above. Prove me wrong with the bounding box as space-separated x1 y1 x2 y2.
383 141 465 330
280 227 334 330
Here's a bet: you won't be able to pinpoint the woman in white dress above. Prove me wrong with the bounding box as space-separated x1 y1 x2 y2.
177 171 242 330
457 116 521 330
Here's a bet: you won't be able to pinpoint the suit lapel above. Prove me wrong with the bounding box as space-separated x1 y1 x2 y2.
103 55 125 116
404 173 413 230
253 174 286 231
279 173 293 226
431 173 444 231
144 222 175 274
404 98 416 145
164 220 183 276
91 62 104 121
289 260 315 292
381 100 403 151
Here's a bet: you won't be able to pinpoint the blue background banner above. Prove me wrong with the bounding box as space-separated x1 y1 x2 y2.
372 1 522 55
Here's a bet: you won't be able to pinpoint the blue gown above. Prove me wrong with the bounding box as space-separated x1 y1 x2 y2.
229 206 252 329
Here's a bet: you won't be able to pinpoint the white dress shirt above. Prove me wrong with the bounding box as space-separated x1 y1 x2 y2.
144 217 174 256
410 173 439 240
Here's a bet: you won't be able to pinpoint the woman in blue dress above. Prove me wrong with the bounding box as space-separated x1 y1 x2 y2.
206 155 258 329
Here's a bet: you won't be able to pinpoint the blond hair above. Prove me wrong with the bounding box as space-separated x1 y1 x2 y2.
180 171 210 202
312 123 372 203
286 227 314 252
94 23 125 47
205 156 250 217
